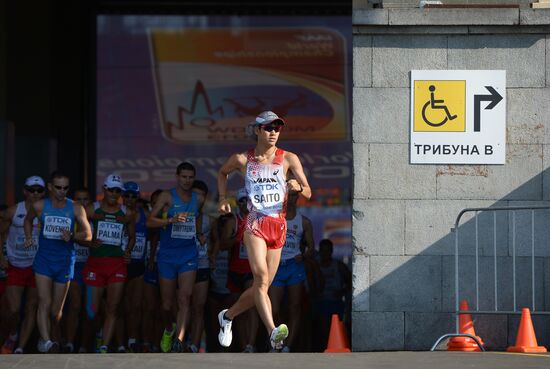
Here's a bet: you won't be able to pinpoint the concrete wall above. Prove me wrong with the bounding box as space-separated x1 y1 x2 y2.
352 9 550 350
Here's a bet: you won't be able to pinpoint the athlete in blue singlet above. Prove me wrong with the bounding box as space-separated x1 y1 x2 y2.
24 171 92 353
147 162 205 353
121 181 148 352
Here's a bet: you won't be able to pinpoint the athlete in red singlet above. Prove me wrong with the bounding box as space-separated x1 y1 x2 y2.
216 111 311 350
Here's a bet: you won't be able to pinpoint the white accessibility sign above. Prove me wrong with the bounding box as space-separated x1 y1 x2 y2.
410 70 506 164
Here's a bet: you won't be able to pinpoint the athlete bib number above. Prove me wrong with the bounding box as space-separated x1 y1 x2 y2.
96 221 124 246
284 234 298 251
43 216 72 240
239 242 248 260
197 242 208 259
130 235 146 259
74 244 89 263
171 215 196 239
15 235 38 256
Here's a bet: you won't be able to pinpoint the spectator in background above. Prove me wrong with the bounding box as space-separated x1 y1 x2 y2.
313 238 351 352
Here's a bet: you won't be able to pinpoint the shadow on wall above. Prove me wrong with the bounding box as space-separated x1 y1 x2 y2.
351 30 550 351
352 167 550 351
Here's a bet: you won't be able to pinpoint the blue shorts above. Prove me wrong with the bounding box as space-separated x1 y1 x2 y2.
72 262 85 286
144 264 159 286
33 251 75 284
272 258 306 287
157 254 198 280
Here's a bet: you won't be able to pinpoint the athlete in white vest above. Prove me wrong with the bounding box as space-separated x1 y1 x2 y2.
269 189 314 352
217 111 312 350
0 176 45 354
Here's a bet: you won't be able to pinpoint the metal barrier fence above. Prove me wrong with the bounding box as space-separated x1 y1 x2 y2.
431 205 550 351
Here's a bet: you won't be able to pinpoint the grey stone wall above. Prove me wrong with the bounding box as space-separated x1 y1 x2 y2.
352 9 550 351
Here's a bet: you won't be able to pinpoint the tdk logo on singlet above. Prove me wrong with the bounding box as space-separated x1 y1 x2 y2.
253 177 278 191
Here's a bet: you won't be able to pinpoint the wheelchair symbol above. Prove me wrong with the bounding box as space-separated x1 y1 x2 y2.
422 85 458 127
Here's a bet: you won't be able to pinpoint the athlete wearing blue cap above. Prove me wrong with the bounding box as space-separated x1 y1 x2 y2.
121 181 148 352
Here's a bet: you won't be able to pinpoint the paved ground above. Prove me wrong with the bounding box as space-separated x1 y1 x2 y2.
1 352 550 369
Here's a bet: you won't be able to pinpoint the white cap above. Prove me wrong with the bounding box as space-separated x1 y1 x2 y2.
236 188 248 201
25 176 45 188
103 173 124 190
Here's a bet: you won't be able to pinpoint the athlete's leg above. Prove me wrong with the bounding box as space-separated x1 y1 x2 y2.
226 232 281 333
286 283 304 350
268 285 285 324
190 279 208 348
175 270 196 342
83 285 104 352
17 287 38 351
101 281 124 347
64 282 82 350
159 278 176 332
4 286 24 338
50 281 70 344
35 274 54 342
125 275 143 350
142 281 159 351
243 279 259 349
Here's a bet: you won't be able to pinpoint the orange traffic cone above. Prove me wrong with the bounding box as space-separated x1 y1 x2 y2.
324 314 351 353
447 300 485 352
339 320 351 349
507 308 547 353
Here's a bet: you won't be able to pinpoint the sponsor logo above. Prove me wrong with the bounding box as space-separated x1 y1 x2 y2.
253 178 277 184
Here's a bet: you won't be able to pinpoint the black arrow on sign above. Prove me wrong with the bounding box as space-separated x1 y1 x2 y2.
473 86 503 132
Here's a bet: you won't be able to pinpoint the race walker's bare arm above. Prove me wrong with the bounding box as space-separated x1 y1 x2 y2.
285 152 312 200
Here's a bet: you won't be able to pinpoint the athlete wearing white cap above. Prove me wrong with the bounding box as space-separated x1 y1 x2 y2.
217 111 312 350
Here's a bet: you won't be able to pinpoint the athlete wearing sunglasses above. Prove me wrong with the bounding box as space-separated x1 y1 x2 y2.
24 171 92 353
216 111 311 351
261 123 283 133
81 173 136 354
0 176 46 354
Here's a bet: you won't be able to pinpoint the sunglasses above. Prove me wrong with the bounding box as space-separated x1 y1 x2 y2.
25 187 45 194
106 187 122 194
75 197 89 202
54 185 69 191
124 192 139 198
261 124 283 133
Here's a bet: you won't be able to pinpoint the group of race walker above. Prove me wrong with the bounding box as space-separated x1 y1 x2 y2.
0 111 351 354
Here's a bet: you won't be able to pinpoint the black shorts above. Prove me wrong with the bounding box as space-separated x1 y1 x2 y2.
127 262 145 280
227 271 253 293
195 268 210 283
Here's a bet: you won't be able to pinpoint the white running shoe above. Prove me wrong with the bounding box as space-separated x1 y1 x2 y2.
270 324 289 350
217 309 233 347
